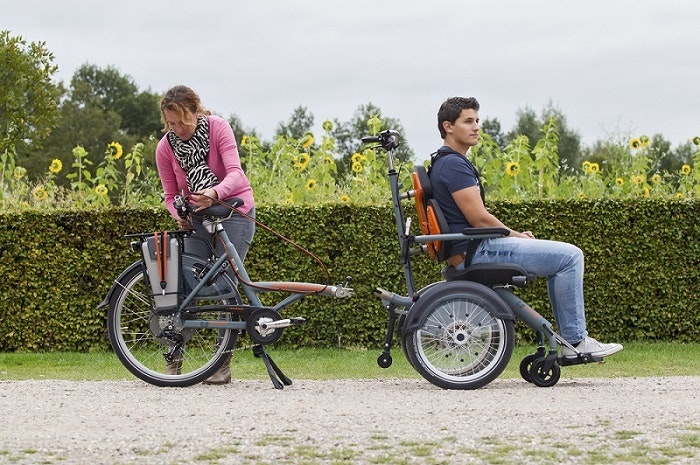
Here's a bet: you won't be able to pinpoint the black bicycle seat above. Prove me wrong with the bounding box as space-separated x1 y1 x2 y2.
196 197 244 219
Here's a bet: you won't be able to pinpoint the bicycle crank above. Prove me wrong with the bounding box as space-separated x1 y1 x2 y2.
245 308 305 345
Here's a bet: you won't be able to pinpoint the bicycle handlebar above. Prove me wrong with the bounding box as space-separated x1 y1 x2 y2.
361 130 401 151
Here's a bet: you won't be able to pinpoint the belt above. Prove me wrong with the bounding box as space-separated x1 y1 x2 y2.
447 252 466 267
446 239 482 268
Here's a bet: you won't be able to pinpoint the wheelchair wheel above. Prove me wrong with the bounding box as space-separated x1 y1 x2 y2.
107 255 239 387
404 281 514 390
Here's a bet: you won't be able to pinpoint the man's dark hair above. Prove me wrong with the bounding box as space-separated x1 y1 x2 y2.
437 97 480 139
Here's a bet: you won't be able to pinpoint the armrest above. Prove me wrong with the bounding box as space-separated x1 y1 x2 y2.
461 227 509 237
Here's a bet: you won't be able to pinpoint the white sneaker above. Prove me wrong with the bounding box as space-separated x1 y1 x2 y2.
561 337 623 358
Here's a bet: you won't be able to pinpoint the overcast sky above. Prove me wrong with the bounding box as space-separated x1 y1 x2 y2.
5 1 700 158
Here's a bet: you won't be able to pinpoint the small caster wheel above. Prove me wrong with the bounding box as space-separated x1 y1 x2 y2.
529 357 561 387
519 354 537 383
377 353 392 368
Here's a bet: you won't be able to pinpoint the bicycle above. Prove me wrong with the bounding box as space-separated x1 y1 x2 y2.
364 130 603 389
99 196 354 389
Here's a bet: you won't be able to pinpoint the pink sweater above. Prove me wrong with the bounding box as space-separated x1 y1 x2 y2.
156 115 255 218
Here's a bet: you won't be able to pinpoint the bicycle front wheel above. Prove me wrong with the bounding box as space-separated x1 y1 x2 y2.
404 281 514 390
107 257 239 387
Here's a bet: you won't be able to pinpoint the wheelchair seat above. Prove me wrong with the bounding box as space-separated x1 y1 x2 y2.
412 164 529 288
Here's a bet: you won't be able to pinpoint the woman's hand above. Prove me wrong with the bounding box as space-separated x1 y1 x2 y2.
190 188 218 212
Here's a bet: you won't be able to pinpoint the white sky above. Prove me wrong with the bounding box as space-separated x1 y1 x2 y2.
4 0 700 158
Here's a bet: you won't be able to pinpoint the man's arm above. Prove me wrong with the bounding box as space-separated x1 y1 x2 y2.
452 186 533 239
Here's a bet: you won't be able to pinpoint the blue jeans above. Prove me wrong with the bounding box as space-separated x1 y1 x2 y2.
184 208 256 280
468 237 588 344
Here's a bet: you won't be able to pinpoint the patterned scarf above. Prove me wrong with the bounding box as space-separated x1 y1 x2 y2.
168 115 219 193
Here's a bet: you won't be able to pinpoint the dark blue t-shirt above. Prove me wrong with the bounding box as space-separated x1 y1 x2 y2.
429 146 483 256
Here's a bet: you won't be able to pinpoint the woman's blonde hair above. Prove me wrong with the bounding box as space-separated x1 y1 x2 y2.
159 85 208 132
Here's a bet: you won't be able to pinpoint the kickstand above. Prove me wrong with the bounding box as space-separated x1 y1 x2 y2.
253 344 292 390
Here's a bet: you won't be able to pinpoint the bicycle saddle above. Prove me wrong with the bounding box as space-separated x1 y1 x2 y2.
196 197 244 219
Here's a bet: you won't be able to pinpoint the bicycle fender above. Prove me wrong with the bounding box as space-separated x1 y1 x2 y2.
97 260 143 309
401 280 515 336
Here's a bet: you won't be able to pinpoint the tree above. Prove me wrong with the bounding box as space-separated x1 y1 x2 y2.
0 31 61 155
507 102 582 172
275 105 314 139
481 117 506 149
331 102 414 169
24 64 162 181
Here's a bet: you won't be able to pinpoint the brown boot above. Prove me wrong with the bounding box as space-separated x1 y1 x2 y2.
165 351 183 375
203 355 232 385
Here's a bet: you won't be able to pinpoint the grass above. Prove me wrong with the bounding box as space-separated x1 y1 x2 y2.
0 342 699 382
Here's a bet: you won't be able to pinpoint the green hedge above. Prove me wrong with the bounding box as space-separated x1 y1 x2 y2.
1 200 698 352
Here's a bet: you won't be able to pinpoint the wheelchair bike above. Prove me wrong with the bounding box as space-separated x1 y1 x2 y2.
364 130 603 389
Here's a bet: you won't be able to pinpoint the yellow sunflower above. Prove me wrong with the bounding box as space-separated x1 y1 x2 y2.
352 161 364 173
95 184 108 196
301 133 315 149
615 177 624 186
340 195 351 203
32 185 48 201
306 179 317 190
49 159 63 174
692 136 700 146
505 161 519 177
629 138 641 149
651 173 662 184
681 164 692 175
107 142 123 160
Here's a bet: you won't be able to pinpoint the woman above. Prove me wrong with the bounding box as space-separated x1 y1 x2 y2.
156 85 255 384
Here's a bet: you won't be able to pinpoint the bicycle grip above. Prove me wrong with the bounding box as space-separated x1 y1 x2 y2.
361 136 380 144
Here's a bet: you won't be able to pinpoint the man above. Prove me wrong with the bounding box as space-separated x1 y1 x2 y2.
429 96 622 358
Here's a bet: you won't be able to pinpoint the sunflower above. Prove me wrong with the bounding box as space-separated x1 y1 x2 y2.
95 184 108 196
301 133 315 149
693 136 700 146
294 153 310 171
589 163 600 173
505 161 519 177
306 179 317 190
352 161 364 173
13 166 27 180
681 164 692 175
629 138 641 149
107 142 123 160
32 185 48 201
676 192 684 199
322 120 333 132
639 135 650 147
351 153 367 164
72 146 87 158
340 195 351 203
651 173 662 184
615 177 624 186
631 175 645 186
49 159 63 174
582 161 591 173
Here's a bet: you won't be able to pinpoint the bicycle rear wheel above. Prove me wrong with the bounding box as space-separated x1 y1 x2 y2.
107 256 239 387
404 281 514 390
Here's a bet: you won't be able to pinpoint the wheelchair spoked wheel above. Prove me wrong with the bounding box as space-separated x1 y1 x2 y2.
107 256 239 387
403 282 515 390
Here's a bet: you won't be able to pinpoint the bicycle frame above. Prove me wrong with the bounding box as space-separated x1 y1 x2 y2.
177 217 353 333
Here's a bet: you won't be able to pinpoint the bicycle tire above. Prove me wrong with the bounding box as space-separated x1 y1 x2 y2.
107 255 239 387
404 281 514 390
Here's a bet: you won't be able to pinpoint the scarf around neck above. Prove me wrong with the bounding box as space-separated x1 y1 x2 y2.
168 115 219 193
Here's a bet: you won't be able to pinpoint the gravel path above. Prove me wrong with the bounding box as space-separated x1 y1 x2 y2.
1 377 700 464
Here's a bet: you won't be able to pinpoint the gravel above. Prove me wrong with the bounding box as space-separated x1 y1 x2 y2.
1 376 700 464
